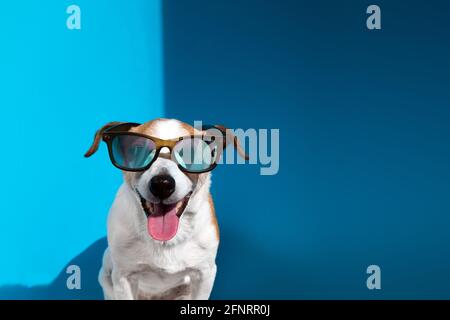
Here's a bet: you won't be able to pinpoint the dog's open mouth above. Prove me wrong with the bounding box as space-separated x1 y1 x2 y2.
138 193 191 241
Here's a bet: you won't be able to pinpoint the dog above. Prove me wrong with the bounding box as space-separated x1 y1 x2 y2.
85 118 247 300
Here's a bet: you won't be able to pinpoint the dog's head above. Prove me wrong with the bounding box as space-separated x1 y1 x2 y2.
85 118 247 244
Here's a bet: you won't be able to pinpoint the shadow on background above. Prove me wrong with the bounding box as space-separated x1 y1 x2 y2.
0 238 106 300
0 232 299 300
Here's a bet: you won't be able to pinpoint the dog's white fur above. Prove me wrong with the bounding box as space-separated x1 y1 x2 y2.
95 119 219 300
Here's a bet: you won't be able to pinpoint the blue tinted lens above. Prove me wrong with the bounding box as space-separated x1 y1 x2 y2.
111 135 156 169
173 137 216 172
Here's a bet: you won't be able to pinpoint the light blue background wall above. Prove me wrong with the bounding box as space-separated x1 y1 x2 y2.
0 1 163 287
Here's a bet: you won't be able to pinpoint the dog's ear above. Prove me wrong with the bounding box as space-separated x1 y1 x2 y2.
84 121 124 158
213 125 250 160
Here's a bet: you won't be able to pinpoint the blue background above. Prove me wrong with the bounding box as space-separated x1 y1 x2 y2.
0 0 163 298
1 0 450 299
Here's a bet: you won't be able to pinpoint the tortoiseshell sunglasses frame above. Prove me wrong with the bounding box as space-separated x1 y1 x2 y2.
101 122 228 173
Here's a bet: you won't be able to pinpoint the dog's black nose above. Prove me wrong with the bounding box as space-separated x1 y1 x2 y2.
149 175 176 200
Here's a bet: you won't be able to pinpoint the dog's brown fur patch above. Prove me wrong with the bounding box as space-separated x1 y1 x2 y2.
208 194 219 241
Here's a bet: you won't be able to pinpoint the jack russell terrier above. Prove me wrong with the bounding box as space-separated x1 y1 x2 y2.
85 118 248 300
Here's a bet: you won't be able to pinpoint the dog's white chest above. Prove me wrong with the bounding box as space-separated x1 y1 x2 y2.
101 183 219 300
117 234 216 299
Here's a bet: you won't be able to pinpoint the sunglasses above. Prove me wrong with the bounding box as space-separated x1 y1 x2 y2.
98 122 233 173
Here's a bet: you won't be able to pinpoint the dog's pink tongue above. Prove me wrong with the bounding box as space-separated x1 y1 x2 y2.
147 203 179 241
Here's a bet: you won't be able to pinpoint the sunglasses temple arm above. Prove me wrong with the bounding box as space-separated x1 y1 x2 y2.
232 136 249 160
208 124 249 161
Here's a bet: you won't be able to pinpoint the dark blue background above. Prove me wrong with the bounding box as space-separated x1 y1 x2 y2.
1 0 450 299
163 0 450 298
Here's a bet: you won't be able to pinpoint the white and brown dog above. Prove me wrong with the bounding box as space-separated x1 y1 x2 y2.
85 118 247 300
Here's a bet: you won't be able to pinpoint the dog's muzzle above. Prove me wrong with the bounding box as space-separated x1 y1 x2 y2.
137 186 192 242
